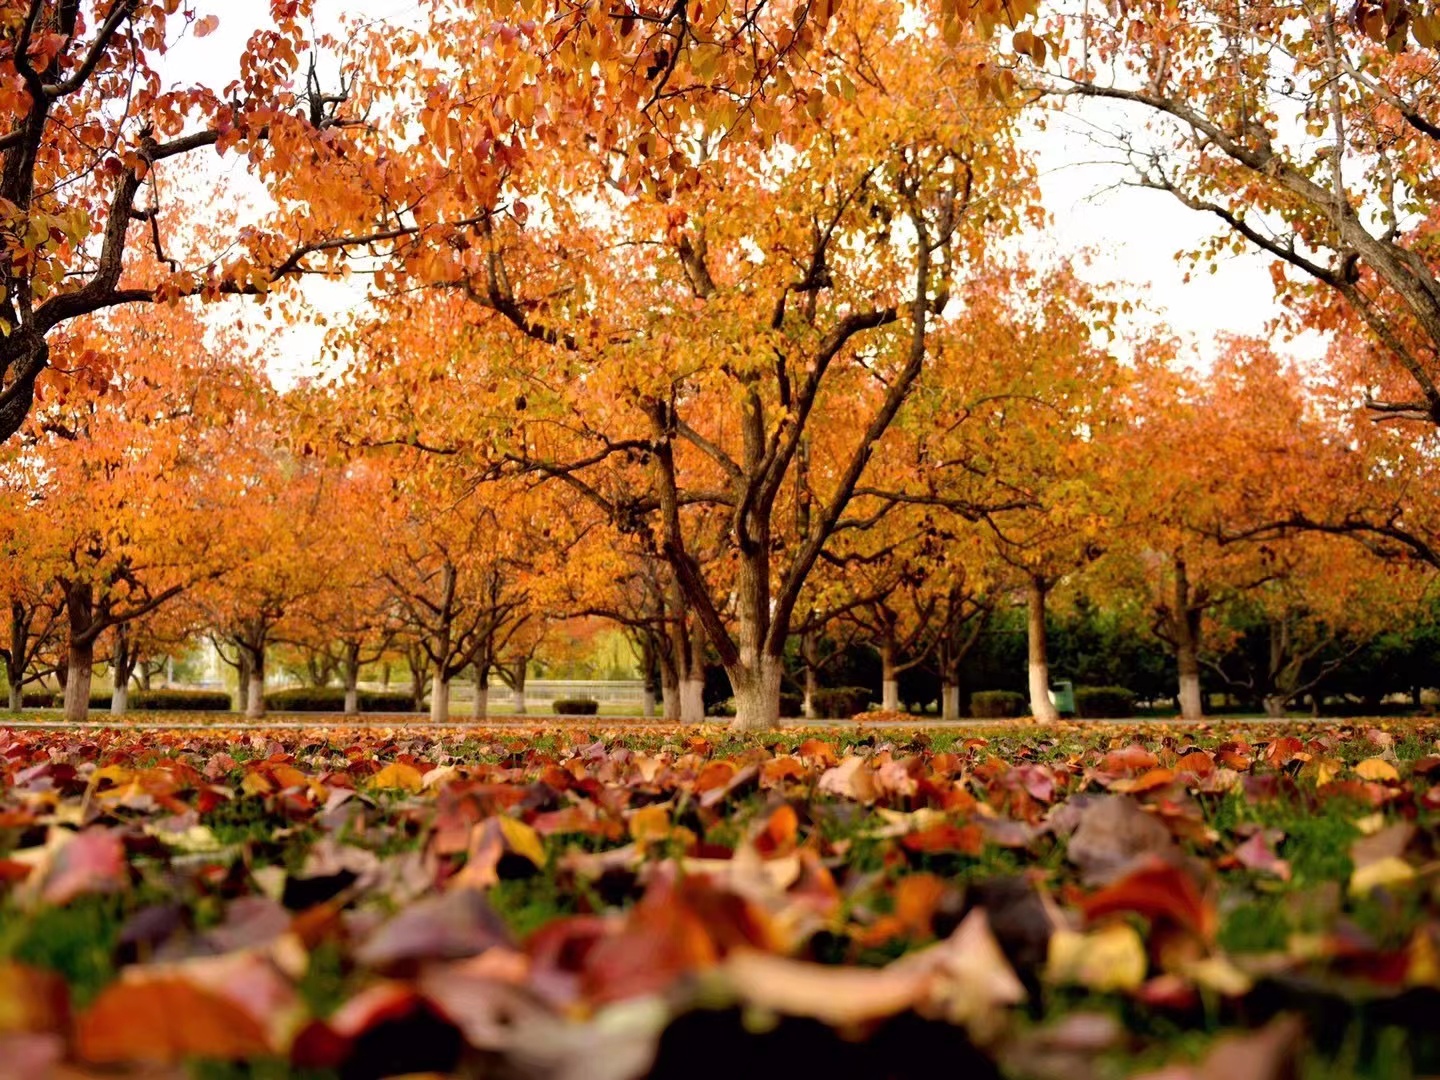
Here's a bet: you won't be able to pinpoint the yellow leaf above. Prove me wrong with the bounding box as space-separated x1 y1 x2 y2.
370 762 424 793
629 803 673 843
1046 925 1146 992
497 816 546 868
1350 855 1415 896
1182 956 1252 996
1355 758 1400 782
240 770 273 797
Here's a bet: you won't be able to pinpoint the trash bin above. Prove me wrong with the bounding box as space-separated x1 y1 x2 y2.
1048 680 1075 715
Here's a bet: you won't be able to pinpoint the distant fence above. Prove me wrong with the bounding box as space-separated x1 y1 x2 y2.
497 680 645 706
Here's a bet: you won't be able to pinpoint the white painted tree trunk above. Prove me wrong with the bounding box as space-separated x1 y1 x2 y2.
430 673 450 723
729 655 783 733
941 683 960 721
1178 671 1203 722
512 688 526 715
344 686 359 715
661 682 680 722
681 678 705 724
8 683 21 711
1027 577 1060 723
111 682 128 716
882 679 900 713
473 682 488 720
63 641 93 724
246 672 265 719
642 687 656 718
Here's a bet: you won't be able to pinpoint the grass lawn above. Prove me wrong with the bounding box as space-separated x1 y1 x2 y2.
0 718 1436 1078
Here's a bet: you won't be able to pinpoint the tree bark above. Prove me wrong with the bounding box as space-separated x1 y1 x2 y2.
1263 694 1288 719
110 624 131 717
7 682 20 712
1172 556 1205 721
247 668 265 719
235 649 251 715
642 686 656 718
729 653 783 733
473 665 488 720
941 683 960 721
343 641 361 715
510 660 527 715
1026 576 1060 723
661 679 679 722
681 678 706 724
430 672 450 723
802 630 819 719
62 582 96 723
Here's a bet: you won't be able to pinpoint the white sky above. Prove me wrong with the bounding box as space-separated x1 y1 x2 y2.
159 2 1301 385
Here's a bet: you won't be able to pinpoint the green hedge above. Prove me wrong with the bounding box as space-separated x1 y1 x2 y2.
1074 686 1137 719
971 690 1027 719
132 689 232 711
811 686 873 719
553 697 600 715
263 687 414 713
17 688 231 711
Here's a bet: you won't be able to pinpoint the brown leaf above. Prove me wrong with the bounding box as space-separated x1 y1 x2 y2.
1066 796 1176 886
36 827 127 906
1080 858 1216 941
356 887 512 971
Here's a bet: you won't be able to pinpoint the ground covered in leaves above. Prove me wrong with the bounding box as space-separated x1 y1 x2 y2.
1 720 1439 1079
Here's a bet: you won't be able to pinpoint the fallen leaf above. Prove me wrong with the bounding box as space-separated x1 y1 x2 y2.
1046 924 1147 992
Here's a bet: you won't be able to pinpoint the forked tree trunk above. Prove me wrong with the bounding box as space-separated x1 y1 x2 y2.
1026 576 1060 724
430 672 450 723
1263 694 1288 719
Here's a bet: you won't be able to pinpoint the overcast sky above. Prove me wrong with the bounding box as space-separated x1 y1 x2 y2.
161 2 1300 384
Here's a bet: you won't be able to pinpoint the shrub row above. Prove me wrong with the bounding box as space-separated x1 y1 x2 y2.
553 698 599 715
19 689 234 711
971 690 1027 718
1074 685 1137 718
263 687 414 713
810 686 873 719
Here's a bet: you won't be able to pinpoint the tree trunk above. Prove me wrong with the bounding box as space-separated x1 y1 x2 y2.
236 650 251 714
110 624 130 717
62 582 96 723
511 661 527 716
661 679 680 721
63 636 94 723
1263 694 1287 719
473 667 488 720
941 682 960 721
729 654 784 733
1026 576 1060 723
1172 556 1204 721
247 670 265 719
802 630 819 719
7 682 20 712
245 641 266 719
430 672 450 723
343 642 361 715
880 640 900 712
681 678 706 724
642 686 656 718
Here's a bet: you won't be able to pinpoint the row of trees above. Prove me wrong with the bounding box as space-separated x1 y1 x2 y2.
1 267 1432 727
1 2 1439 728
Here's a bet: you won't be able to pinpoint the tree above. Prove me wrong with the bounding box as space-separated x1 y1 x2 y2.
1043 0 1440 428
332 7 1032 730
